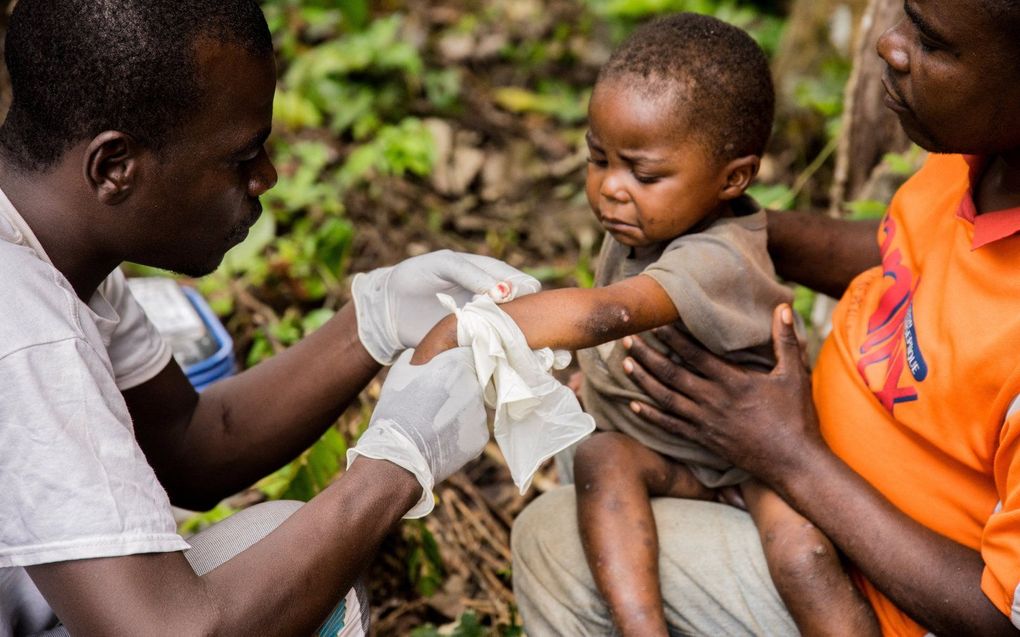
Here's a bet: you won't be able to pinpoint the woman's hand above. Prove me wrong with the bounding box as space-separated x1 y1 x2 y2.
622 304 827 489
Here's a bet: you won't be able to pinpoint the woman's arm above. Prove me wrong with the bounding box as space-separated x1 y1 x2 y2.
766 210 881 298
411 275 678 364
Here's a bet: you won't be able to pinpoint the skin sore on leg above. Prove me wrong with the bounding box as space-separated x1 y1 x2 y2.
574 433 681 637
744 482 880 637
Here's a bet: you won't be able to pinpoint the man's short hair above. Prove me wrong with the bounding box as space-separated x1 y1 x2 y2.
0 0 273 172
597 12 775 161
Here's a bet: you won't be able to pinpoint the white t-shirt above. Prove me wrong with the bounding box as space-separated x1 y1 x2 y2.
0 188 186 634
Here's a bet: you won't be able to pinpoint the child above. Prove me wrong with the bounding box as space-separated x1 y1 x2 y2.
413 13 877 636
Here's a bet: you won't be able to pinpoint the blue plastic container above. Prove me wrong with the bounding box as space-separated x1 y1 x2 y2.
179 287 236 391
127 278 236 391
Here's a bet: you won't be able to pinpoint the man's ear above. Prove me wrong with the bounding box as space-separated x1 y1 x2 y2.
718 154 760 200
82 131 142 205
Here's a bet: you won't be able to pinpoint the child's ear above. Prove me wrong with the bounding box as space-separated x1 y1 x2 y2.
718 155 760 200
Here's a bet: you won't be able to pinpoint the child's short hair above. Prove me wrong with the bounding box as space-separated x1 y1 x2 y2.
597 12 774 161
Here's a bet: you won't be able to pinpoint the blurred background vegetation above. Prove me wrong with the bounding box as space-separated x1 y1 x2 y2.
0 0 919 633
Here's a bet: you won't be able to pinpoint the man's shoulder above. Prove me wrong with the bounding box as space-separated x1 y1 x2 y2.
0 240 83 360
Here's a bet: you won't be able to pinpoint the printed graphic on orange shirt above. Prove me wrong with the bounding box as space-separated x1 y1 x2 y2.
855 214 925 412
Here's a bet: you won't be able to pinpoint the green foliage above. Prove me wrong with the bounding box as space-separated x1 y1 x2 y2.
792 284 816 325
256 426 349 501
584 0 785 55
263 141 342 220
279 15 424 137
337 118 436 188
263 1 371 57
746 183 795 211
882 145 926 177
793 58 849 120
245 306 337 368
411 610 524 637
405 520 445 597
179 502 238 535
844 199 887 221
493 83 591 125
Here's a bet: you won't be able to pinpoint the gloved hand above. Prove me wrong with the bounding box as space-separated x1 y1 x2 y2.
346 348 488 518
352 250 541 365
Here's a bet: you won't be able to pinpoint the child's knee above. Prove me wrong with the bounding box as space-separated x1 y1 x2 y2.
573 432 633 484
761 520 841 589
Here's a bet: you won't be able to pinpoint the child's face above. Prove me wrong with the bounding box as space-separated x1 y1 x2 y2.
585 80 728 248
876 0 1020 155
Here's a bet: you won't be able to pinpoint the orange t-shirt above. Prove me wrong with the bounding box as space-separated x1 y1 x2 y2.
814 153 1020 635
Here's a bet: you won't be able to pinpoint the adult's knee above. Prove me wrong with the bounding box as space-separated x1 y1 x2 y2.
512 488 598 635
511 488 569 569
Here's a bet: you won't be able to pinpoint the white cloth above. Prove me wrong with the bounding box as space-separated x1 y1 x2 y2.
0 189 181 635
440 295 595 493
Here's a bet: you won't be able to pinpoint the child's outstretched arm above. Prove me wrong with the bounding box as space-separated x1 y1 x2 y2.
411 274 678 364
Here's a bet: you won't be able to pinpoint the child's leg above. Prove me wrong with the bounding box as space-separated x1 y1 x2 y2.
742 481 879 637
574 432 713 637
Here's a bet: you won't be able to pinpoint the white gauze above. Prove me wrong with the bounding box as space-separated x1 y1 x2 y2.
438 294 596 493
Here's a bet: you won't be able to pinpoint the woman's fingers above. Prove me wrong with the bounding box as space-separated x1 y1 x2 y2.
647 324 738 382
622 352 706 429
624 334 714 400
625 397 700 441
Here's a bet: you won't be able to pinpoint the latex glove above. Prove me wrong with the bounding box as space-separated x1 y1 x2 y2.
441 294 595 493
347 348 488 518
352 250 541 365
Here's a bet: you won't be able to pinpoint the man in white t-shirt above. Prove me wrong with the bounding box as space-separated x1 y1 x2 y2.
0 1 537 634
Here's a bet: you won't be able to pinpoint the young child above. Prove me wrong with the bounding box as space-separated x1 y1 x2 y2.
413 13 877 636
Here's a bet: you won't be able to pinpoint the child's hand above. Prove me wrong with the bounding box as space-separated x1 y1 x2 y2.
567 370 585 401
716 486 747 510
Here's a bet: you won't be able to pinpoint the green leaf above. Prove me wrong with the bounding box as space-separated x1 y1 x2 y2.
219 212 276 275
882 149 921 176
746 183 795 211
337 0 369 31
246 331 276 367
301 308 336 335
406 520 445 597
793 285 817 324
256 427 348 502
273 89 323 130
179 502 237 535
845 199 887 221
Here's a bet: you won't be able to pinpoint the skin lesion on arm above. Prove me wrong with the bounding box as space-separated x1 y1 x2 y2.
410 275 680 365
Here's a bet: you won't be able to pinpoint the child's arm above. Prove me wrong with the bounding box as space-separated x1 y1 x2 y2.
411 274 678 364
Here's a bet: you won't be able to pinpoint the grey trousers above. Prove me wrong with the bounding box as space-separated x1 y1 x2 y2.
33 500 367 637
511 486 798 637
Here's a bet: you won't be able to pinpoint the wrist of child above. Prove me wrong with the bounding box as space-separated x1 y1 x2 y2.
410 315 460 365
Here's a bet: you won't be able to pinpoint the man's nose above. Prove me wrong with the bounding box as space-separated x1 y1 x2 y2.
248 147 278 197
876 18 909 74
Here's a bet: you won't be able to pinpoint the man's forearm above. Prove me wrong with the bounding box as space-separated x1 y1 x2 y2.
777 446 1017 636
166 302 380 506
30 459 419 636
766 210 881 298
